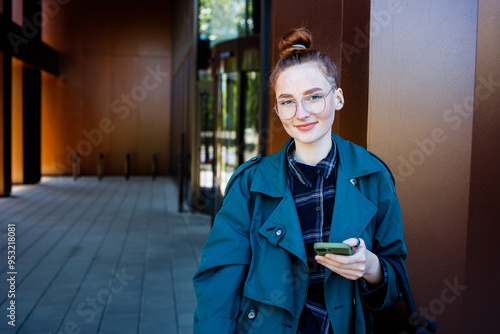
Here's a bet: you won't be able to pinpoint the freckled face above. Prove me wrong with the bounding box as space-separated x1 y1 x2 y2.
275 63 342 148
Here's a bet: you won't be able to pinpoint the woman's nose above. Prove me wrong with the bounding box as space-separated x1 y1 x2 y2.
295 101 311 119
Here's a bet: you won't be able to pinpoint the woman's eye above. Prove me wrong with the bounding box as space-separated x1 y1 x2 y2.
307 94 323 102
279 100 295 106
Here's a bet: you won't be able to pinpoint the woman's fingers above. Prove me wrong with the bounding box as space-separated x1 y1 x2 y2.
315 238 368 280
343 237 364 249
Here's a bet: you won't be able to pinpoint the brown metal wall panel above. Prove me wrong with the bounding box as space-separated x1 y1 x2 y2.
367 1 479 331
41 0 173 176
339 0 370 147
462 0 500 331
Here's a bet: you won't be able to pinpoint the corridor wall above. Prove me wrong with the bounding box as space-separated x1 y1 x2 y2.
41 0 173 176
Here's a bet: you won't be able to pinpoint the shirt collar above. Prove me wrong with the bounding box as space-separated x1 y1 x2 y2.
286 139 338 187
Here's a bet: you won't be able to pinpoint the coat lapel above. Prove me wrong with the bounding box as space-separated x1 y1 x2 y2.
252 144 308 266
329 165 377 242
325 135 380 282
258 193 308 266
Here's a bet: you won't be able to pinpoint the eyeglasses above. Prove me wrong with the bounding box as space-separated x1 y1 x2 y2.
274 87 335 120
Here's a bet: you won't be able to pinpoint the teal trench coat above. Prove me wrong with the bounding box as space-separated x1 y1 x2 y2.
193 134 407 334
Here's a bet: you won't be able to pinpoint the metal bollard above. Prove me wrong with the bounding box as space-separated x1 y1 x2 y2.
178 133 185 212
97 153 104 181
125 153 130 180
152 154 157 180
73 153 81 181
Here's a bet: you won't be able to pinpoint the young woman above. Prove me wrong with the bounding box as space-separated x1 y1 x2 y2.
193 27 407 334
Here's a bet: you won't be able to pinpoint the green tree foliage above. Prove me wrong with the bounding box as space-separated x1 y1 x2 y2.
199 0 254 45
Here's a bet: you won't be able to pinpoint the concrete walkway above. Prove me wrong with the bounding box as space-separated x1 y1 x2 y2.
0 176 211 334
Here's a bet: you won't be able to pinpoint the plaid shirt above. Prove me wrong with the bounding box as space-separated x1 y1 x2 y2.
287 139 337 334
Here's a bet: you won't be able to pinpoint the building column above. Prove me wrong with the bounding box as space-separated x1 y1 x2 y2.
0 52 13 197
22 66 42 184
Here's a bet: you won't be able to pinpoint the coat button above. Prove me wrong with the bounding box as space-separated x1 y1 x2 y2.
275 229 283 236
247 309 257 320
315 206 320 212
350 179 357 186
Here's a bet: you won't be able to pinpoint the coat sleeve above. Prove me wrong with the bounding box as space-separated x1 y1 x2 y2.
192 167 254 333
361 156 408 310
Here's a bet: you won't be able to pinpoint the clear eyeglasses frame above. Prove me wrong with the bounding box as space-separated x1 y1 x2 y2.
274 86 335 120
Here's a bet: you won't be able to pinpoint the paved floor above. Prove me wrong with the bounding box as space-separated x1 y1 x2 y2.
0 176 211 334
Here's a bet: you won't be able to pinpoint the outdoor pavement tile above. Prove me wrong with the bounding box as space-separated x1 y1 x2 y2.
26 304 69 320
0 177 210 333
180 325 194 334
141 319 178 333
98 330 137 334
99 314 139 331
16 319 61 334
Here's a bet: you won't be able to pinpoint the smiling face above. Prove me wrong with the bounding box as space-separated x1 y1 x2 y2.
275 62 344 149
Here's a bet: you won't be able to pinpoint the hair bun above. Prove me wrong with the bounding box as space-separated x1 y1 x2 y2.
278 27 313 58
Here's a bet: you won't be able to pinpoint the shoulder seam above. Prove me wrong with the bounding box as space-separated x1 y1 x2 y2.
225 155 262 192
368 152 396 185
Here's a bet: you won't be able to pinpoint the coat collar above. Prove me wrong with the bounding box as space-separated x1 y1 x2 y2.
253 134 381 267
250 133 381 197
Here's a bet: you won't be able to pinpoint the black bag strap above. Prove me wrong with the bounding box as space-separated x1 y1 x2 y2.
383 257 438 333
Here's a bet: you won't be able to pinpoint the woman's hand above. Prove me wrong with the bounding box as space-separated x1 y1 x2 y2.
315 238 384 284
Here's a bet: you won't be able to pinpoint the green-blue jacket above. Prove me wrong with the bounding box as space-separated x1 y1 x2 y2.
193 134 407 333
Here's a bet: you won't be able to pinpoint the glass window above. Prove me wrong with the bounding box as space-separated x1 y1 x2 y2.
199 91 214 188
12 0 23 26
216 72 239 196
199 0 256 47
243 71 259 162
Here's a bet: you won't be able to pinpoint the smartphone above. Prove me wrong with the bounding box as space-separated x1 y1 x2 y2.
314 242 352 256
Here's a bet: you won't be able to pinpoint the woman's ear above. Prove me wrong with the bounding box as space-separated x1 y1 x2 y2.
335 88 344 110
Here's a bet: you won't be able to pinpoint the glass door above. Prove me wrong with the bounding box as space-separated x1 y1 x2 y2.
242 71 260 162
207 35 261 216
216 72 239 197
